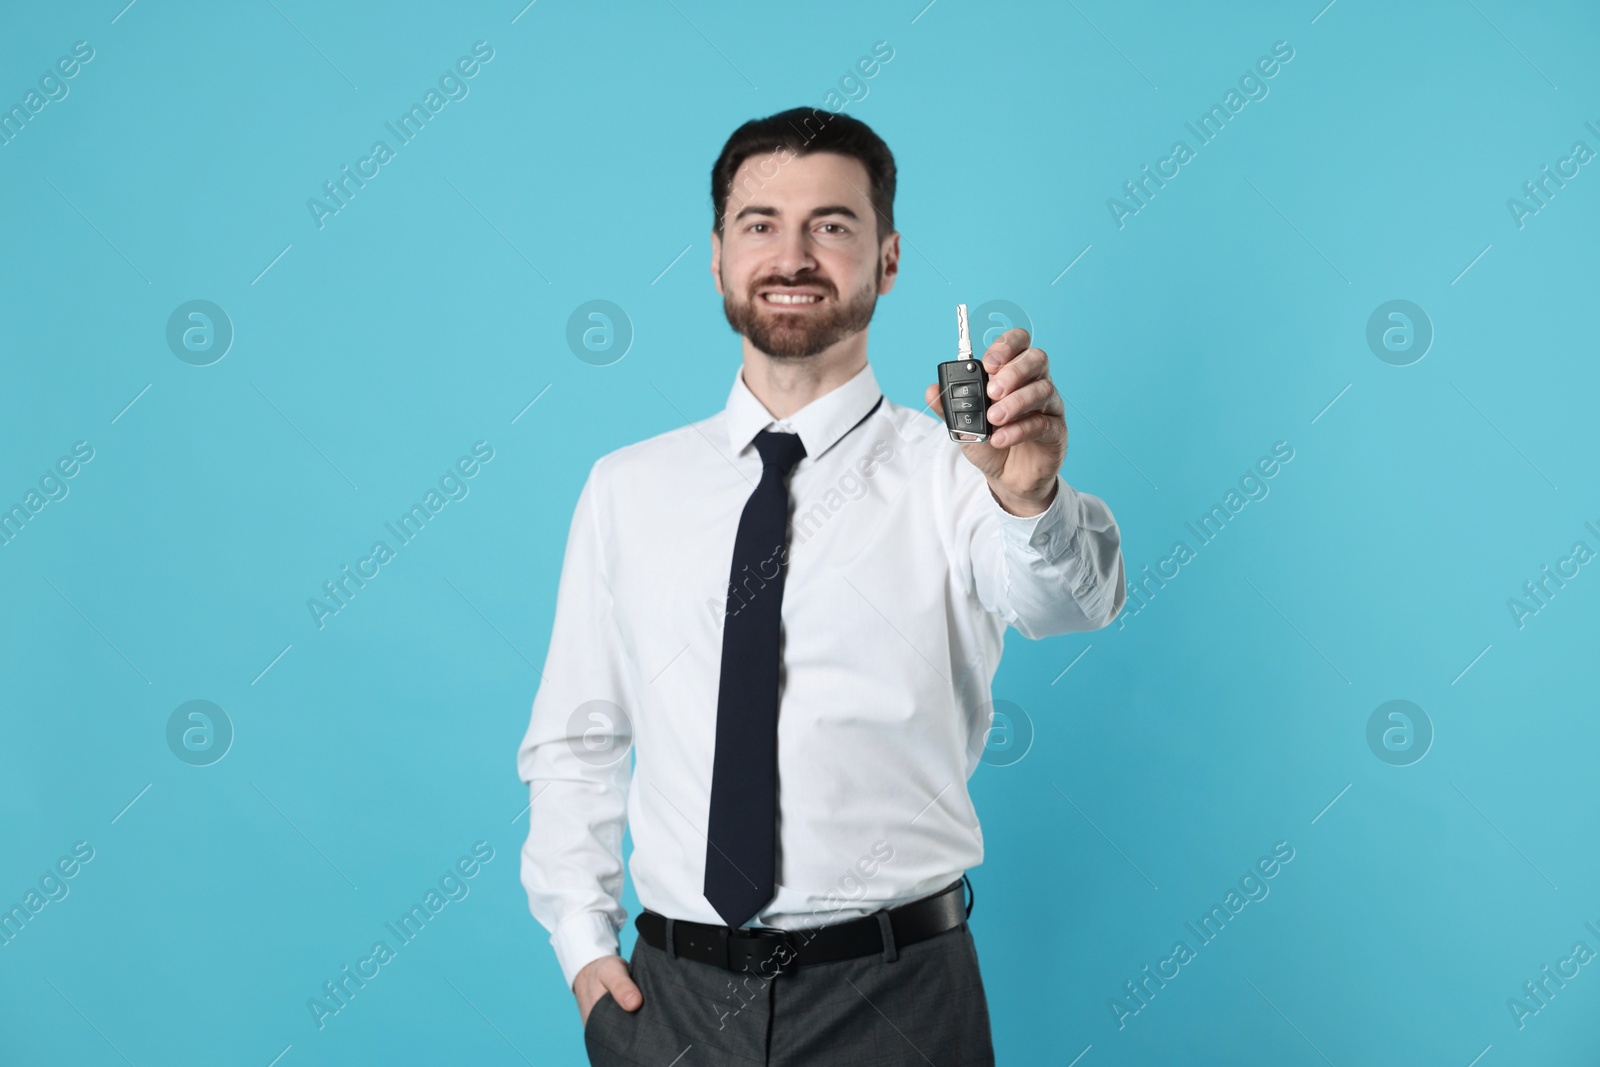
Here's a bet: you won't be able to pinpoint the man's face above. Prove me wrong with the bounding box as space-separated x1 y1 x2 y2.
712 150 899 360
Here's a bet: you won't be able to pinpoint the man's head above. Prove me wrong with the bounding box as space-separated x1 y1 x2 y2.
710 109 899 361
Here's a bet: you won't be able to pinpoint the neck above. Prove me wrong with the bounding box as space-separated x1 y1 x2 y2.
739 329 869 420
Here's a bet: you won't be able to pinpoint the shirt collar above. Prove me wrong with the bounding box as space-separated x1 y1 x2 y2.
724 361 883 464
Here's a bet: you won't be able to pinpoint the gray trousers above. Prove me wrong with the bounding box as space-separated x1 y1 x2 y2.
584 919 995 1066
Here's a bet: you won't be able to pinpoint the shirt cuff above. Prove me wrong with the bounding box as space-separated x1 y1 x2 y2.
989 475 1080 565
551 908 622 991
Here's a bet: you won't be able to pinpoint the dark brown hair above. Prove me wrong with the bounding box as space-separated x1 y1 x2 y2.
710 108 897 240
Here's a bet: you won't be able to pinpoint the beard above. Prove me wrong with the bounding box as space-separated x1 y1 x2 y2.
722 265 880 359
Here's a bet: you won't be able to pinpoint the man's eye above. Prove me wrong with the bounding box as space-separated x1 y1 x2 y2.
748 223 770 233
819 223 847 234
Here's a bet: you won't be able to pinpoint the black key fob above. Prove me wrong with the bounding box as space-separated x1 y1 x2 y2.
938 358 990 443
939 303 990 443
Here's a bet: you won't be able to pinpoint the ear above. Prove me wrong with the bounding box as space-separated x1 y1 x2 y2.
877 231 900 295
710 229 724 296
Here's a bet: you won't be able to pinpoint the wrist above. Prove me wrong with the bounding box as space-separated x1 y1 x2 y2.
988 477 1058 517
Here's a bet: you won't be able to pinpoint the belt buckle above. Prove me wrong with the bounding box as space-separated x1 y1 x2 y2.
730 927 799 978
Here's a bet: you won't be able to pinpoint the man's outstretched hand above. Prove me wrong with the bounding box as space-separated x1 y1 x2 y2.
574 954 643 1027
926 326 1067 517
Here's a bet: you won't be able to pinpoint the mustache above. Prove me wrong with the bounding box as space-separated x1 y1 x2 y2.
750 274 835 297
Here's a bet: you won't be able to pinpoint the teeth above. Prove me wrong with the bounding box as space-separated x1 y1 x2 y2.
764 293 821 304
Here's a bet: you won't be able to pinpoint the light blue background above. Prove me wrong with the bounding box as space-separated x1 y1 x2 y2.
3 1 1597 1064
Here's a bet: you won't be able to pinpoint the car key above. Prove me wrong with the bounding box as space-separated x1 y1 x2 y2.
937 304 991 443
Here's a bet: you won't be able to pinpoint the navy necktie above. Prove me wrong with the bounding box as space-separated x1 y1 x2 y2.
704 429 807 929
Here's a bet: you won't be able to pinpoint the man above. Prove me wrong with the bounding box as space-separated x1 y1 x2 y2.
517 107 1125 1065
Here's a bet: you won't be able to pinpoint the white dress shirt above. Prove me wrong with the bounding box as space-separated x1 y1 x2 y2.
517 360 1125 988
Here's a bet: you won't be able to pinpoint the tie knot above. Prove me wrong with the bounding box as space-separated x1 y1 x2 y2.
753 430 806 474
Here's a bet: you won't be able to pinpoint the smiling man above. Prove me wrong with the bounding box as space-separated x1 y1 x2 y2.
517 108 1126 1066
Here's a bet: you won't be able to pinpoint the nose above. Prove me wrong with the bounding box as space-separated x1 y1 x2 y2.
769 225 817 279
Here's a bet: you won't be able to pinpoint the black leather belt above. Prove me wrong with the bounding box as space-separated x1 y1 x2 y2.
635 875 973 977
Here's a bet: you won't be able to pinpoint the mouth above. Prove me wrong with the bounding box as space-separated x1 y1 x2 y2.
757 287 827 308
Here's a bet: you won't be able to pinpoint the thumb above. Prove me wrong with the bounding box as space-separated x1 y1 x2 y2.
925 382 943 415
605 969 643 1012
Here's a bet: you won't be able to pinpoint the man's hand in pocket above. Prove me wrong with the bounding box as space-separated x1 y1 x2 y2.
574 954 643 1027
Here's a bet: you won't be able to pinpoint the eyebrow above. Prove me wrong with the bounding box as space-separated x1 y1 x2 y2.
732 204 862 223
